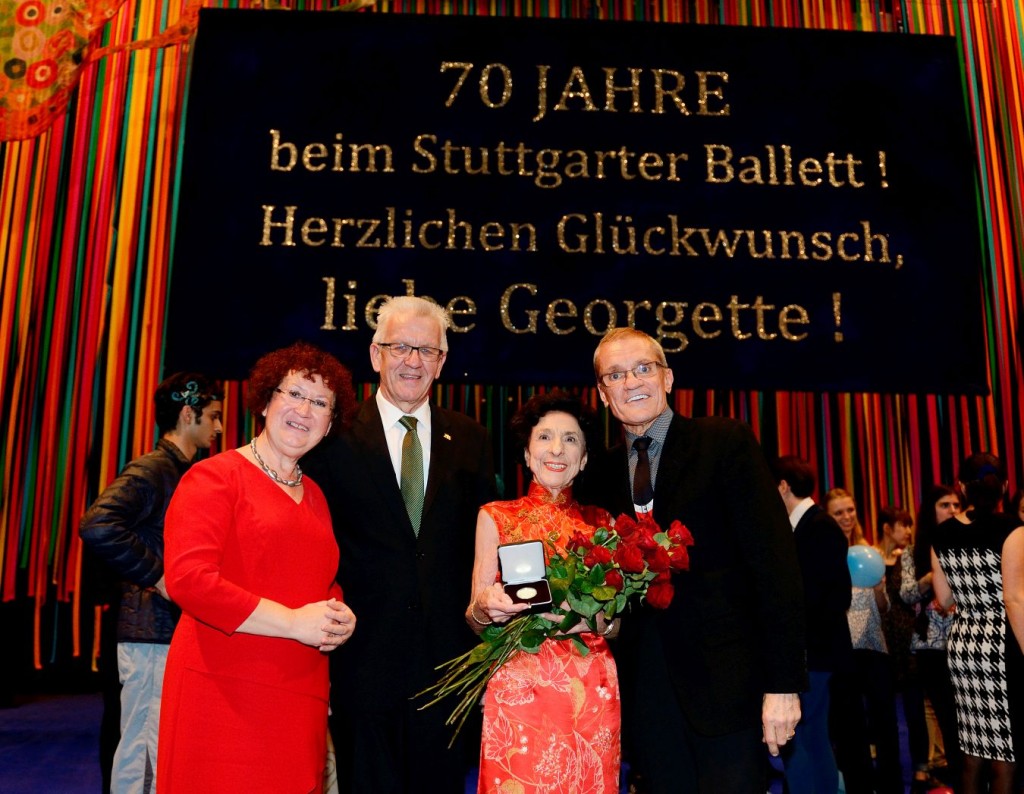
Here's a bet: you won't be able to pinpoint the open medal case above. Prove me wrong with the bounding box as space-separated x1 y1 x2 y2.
497 540 552 611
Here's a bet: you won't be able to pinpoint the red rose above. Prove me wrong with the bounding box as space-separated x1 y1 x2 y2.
646 545 671 573
635 527 660 551
604 569 624 590
645 581 675 609
668 545 690 570
567 531 592 552
584 546 613 567
578 504 610 528
614 514 639 538
668 520 695 547
613 543 646 573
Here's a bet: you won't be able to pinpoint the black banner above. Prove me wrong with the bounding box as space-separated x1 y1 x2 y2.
166 9 986 392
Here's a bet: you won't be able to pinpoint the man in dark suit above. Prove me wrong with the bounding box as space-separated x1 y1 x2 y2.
772 455 853 794
580 328 807 793
303 296 495 793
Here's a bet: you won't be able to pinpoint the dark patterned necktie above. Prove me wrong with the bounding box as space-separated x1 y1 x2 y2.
399 415 424 534
633 436 654 511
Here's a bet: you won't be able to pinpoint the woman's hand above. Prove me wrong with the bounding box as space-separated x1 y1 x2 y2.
469 583 528 628
539 602 617 637
318 598 356 652
290 598 356 650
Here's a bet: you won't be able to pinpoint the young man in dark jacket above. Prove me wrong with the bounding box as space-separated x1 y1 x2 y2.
80 373 221 794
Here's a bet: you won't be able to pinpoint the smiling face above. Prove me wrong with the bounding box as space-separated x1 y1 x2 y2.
524 411 587 495
263 371 334 458
370 312 446 413
828 496 858 539
595 334 674 435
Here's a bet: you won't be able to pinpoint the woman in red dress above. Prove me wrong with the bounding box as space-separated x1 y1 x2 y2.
467 392 620 794
158 343 358 793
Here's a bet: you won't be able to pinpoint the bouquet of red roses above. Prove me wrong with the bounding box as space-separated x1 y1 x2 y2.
417 513 693 743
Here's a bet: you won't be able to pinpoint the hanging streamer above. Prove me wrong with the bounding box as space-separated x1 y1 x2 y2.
1 0 1022 672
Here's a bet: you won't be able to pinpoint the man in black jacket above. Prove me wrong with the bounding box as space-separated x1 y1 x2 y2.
303 296 495 794
80 373 222 794
772 454 853 794
581 328 806 794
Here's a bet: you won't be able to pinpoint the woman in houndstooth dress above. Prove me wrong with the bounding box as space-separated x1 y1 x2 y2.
931 453 1024 794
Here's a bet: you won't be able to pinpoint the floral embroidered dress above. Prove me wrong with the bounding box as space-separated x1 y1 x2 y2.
478 482 621 794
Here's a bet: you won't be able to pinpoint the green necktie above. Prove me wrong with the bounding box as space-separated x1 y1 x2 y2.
399 415 424 534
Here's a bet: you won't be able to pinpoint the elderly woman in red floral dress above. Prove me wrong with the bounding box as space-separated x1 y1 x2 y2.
467 391 620 794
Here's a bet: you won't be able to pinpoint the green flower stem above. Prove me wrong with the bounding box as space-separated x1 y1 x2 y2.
415 614 554 746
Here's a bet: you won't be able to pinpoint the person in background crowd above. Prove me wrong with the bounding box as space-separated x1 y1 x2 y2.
158 343 357 793
932 452 1024 794
772 456 852 794
303 296 497 793
80 373 222 794
825 487 903 794
1008 488 1024 525
581 327 806 794
903 484 962 787
876 505 932 792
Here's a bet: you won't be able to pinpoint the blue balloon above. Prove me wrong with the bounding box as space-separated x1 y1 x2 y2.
847 545 885 588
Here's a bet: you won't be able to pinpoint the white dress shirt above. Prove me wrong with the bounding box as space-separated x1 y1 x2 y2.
376 390 431 492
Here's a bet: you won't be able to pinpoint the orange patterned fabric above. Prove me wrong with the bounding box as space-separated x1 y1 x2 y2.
1 0 124 140
0 0 202 141
478 482 620 794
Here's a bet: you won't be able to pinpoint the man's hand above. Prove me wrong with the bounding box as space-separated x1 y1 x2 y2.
762 692 801 756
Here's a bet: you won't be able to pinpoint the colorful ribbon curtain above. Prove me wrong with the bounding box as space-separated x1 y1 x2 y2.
1 0 1022 670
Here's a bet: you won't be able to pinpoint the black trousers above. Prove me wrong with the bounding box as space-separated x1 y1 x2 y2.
627 631 765 794
830 649 903 794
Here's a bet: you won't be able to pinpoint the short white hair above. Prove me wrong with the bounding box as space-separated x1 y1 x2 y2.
372 296 451 351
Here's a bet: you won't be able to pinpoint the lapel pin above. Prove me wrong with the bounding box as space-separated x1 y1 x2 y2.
443 433 452 441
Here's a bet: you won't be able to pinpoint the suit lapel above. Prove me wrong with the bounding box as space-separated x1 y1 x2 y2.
423 405 450 521
652 414 693 525
352 399 415 536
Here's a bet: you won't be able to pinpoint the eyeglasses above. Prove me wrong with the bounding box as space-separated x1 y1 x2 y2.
376 342 445 362
598 361 665 386
274 388 332 414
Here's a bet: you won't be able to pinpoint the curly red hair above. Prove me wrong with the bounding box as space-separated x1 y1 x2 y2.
247 342 356 437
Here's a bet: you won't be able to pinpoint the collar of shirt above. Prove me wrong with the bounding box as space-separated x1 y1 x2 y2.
789 496 816 530
376 390 432 487
624 407 673 457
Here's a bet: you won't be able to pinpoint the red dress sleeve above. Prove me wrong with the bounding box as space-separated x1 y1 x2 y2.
164 456 261 634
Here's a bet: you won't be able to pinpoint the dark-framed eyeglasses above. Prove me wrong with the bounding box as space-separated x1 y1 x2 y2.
376 342 445 362
598 361 665 386
274 388 333 414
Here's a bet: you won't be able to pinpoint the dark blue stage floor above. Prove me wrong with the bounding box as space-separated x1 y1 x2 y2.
3 692 926 793
0 694 103 793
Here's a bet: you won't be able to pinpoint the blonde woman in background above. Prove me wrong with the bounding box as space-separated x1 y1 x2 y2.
825 488 903 794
